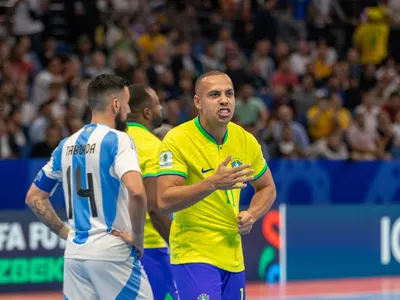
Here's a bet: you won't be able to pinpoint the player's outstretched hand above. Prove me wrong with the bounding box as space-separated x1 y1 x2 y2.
209 155 254 190
237 211 255 235
111 230 144 258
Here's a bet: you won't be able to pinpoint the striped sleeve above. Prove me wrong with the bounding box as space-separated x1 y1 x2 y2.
33 138 66 194
113 132 141 180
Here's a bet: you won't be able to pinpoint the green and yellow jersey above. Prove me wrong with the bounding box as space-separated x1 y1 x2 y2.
158 117 268 272
126 122 167 249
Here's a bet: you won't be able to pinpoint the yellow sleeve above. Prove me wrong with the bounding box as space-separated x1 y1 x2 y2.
141 142 160 179
247 133 268 181
158 131 188 178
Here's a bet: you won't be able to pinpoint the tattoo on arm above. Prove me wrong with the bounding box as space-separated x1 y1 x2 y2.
31 198 66 236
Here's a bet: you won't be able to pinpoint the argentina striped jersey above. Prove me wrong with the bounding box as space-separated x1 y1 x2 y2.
34 124 141 261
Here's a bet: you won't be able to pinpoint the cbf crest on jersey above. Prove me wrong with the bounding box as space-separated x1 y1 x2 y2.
197 294 210 300
160 151 173 169
231 157 243 168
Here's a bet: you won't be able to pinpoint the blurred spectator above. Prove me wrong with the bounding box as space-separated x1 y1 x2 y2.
289 40 312 76
0 0 399 162
343 76 362 111
111 50 135 81
347 111 377 161
243 123 270 160
382 92 400 122
137 20 168 59
307 130 349 160
271 57 298 88
86 51 114 78
7 109 27 157
376 111 394 160
199 44 224 73
313 42 333 82
146 47 170 87
273 105 309 151
252 39 275 81
253 0 278 43
387 0 400 59
355 91 380 133
307 91 350 141
276 125 303 159
247 60 268 91
234 84 268 129
346 48 362 78
292 74 316 121
29 100 53 145
0 118 13 159
11 0 45 52
31 56 68 108
353 7 389 65
392 111 400 158
171 40 202 83
307 0 347 45
30 125 61 158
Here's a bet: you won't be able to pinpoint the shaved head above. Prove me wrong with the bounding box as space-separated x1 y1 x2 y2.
195 70 229 95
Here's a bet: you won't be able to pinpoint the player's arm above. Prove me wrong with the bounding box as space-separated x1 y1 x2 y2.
144 176 172 243
25 146 69 240
157 175 216 213
238 137 277 235
238 169 276 235
112 133 147 256
26 183 69 239
121 171 147 246
248 169 276 220
158 156 254 213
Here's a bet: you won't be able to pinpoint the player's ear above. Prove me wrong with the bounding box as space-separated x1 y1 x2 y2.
194 95 201 110
112 98 120 115
143 107 151 120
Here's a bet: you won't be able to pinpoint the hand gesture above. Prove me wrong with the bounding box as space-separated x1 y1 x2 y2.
238 211 255 235
210 156 254 190
111 230 144 259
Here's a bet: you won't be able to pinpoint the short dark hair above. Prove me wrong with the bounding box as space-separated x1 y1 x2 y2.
87 74 129 112
128 84 151 119
195 70 227 95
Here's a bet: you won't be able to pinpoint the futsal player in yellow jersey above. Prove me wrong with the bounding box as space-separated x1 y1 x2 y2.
126 85 178 300
157 70 277 300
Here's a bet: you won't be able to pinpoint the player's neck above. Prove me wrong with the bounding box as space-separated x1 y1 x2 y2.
91 113 116 129
127 118 152 131
199 117 227 145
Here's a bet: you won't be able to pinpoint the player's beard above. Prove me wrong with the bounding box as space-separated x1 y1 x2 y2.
115 112 127 132
152 113 163 129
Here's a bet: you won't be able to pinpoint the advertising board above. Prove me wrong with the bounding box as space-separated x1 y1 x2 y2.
285 205 400 280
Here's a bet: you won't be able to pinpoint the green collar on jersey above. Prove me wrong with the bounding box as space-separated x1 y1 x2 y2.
126 122 150 132
193 116 228 146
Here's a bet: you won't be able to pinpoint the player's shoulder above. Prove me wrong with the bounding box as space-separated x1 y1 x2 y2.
228 122 260 149
162 120 194 143
87 126 135 155
228 122 255 140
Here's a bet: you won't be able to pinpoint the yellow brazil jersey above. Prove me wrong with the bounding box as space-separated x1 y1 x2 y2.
126 122 166 249
158 117 268 272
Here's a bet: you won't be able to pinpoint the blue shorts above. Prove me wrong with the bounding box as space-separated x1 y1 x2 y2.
171 263 246 300
141 248 178 300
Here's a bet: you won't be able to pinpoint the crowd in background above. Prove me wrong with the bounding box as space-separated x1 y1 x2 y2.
0 0 400 161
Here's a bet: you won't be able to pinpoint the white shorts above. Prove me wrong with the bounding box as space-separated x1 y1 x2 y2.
63 252 153 300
